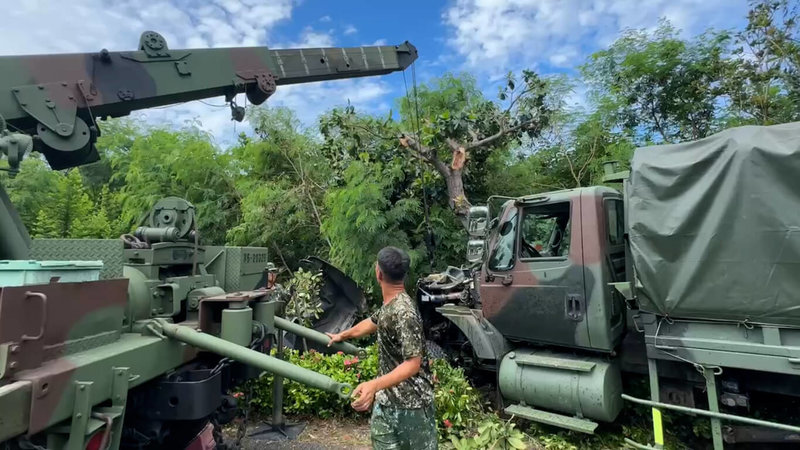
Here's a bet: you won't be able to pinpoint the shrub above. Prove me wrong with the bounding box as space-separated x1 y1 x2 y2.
449 415 528 450
248 345 379 419
432 358 484 438
283 268 324 327
245 348 489 443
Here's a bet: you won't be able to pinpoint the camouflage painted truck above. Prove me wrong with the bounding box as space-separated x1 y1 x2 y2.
417 123 800 449
0 32 417 449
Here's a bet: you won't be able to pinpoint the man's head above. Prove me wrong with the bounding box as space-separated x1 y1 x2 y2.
375 246 410 285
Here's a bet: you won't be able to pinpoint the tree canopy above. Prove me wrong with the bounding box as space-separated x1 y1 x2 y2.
2 0 796 305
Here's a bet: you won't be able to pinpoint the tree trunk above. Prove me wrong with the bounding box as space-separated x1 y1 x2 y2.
444 168 470 218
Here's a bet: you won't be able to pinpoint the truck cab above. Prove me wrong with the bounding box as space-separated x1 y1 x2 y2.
477 187 626 353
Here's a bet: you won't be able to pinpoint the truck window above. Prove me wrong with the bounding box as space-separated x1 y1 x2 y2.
487 209 518 271
605 199 624 245
519 202 571 259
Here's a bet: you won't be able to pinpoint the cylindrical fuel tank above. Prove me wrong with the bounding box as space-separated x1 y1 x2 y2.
498 349 622 422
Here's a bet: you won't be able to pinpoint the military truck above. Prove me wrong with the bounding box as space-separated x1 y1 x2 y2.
0 31 416 450
417 123 800 449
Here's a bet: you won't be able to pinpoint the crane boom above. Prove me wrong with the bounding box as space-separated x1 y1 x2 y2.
0 30 417 170
0 30 417 260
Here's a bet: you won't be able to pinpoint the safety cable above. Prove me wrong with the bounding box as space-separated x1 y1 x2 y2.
403 63 435 269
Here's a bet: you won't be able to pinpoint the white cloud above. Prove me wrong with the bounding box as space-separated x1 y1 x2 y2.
344 25 358 35
270 78 394 125
319 15 332 22
371 39 388 46
286 27 336 48
0 0 299 146
549 47 579 68
2 0 294 55
443 0 748 72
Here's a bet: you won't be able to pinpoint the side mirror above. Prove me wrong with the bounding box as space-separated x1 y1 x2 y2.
467 239 485 263
467 206 490 238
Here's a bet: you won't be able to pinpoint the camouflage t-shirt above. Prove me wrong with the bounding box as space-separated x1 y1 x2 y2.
369 291 434 409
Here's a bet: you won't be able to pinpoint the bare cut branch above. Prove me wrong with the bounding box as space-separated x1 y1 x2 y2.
463 118 535 151
576 135 600 183
564 147 581 187
400 135 450 176
467 128 480 144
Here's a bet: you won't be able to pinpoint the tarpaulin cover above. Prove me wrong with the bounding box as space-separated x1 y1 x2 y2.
627 122 800 325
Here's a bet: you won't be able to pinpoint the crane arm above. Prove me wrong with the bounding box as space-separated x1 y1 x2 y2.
0 31 418 170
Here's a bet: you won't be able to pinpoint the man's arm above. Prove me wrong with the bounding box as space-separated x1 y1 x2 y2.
326 317 377 346
351 357 421 411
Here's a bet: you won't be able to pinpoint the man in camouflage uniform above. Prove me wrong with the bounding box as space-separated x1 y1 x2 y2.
327 246 436 449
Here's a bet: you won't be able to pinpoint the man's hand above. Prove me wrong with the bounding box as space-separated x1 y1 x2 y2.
351 380 378 412
325 332 344 347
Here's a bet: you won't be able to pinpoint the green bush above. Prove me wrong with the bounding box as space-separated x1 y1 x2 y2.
283 268 324 327
449 415 527 450
245 347 490 443
431 358 484 438
247 345 379 419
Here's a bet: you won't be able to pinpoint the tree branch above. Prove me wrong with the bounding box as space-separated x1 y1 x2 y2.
400 135 451 176
463 118 534 151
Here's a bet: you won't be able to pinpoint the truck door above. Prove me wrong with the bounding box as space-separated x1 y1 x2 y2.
481 195 591 349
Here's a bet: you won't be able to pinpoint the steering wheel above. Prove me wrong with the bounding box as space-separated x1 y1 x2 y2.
521 239 541 258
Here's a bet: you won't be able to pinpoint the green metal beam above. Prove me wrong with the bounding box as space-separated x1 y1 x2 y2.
273 316 364 357
505 404 598 434
703 370 724 450
621 394 800 434
155 319 352 398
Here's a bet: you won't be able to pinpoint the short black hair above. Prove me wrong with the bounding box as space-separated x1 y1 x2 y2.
377 246 410 284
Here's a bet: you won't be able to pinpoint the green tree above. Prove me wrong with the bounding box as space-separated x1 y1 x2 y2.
319 105 466 289
116 124 239 243
227 107 330 270
583 21 729 143
396 72 554 219
722 0 800 125
1 158 61 230
33 169 111 238
322 160 424 294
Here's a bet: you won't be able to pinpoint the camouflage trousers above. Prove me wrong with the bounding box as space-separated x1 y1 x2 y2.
370 402 438 450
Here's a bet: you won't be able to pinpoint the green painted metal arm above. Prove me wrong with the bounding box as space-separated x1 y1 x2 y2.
154 319 352 398
0 184 30 260
622 393 800 433
273 316 366 357
0 30 418 171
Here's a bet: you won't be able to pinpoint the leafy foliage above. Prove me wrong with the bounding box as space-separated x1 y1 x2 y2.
246 348 496 444
722 0 800 125
431 358 484 438
449 416 528 450
322 160 424 294
3 158 60 228
115 125 240 243
227 108 330 269
33 169 111 238
583 20 729 143
283 268 324 327
248 346 379 419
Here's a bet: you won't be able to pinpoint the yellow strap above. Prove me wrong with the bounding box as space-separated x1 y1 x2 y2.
652 408 665 446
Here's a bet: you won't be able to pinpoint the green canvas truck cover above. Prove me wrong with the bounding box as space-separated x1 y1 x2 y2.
627 122 800 326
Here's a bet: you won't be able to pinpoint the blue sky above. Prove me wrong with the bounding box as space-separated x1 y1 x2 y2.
3 0 750 146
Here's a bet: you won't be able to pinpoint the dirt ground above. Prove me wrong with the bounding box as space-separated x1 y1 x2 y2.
237 416 372 450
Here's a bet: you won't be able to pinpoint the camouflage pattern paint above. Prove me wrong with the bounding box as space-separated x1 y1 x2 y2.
0 31 417 171
0 31 419 448
479 187 625 352
0 280 198 437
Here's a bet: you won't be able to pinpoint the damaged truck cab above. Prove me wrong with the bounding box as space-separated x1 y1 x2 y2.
478 187 626 353
422 123 800 449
